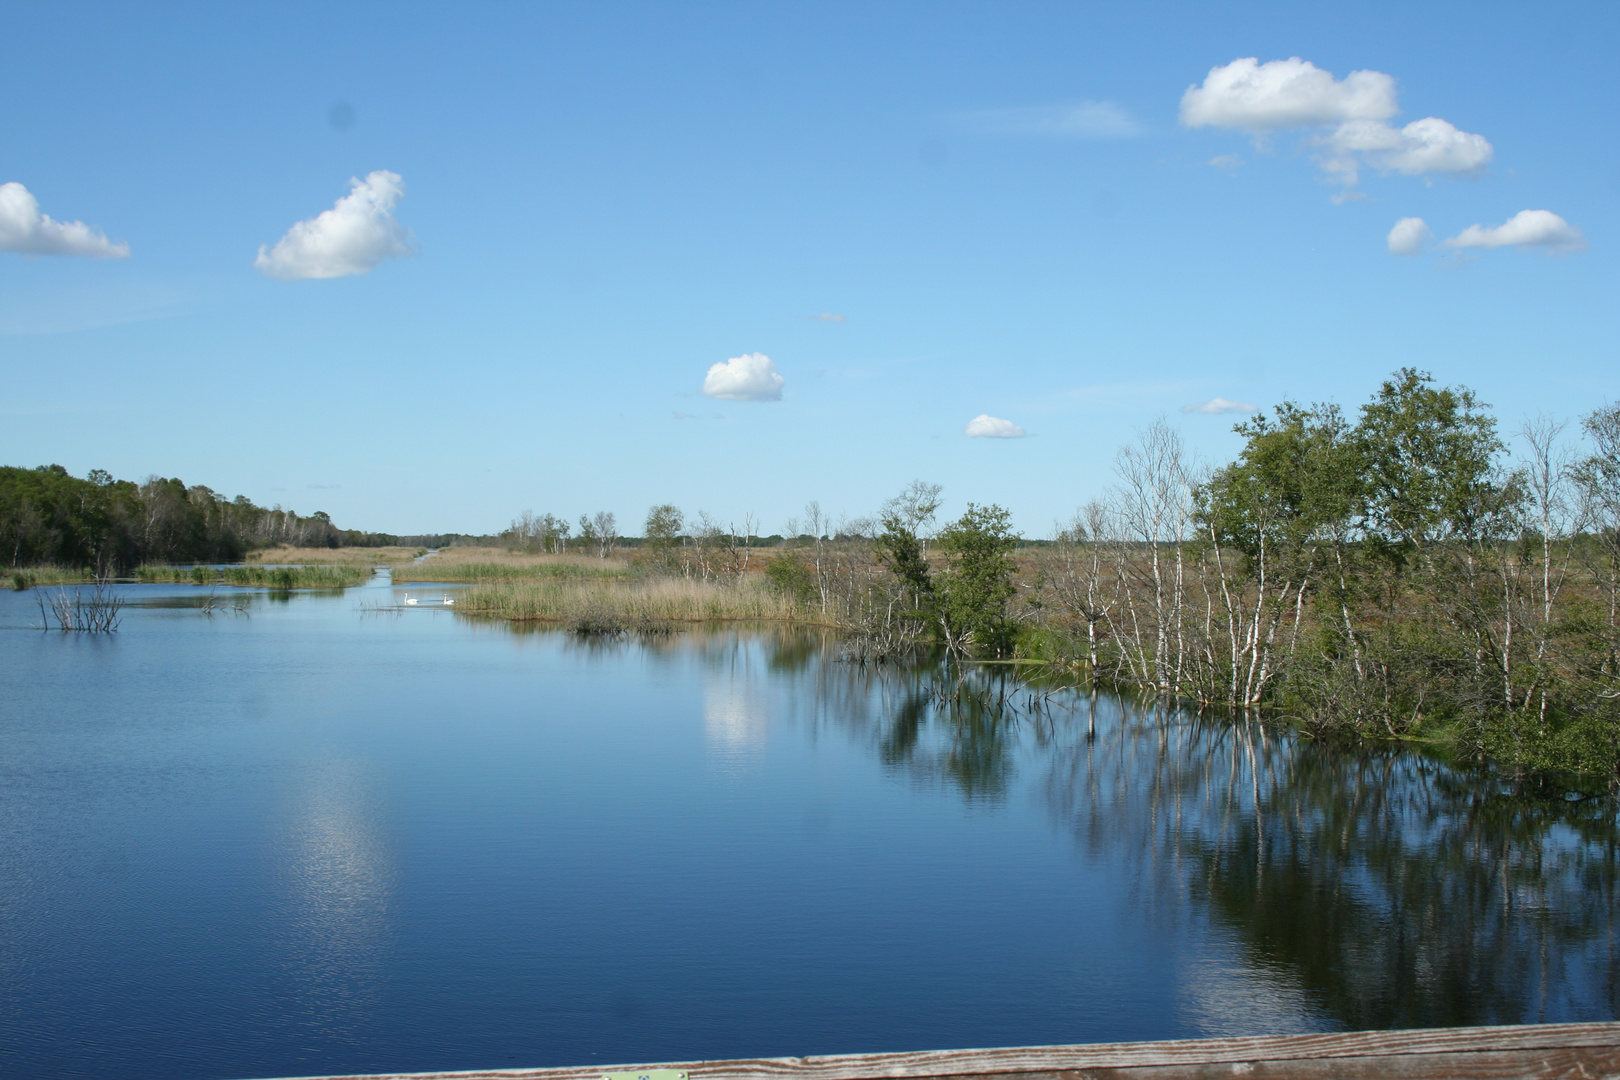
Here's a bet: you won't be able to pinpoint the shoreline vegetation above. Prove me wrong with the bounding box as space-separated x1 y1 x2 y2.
134 564 372 589
7 565 94 589
6 369 1620 785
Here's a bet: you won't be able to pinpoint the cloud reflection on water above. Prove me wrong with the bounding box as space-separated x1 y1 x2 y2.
1177 950 1322 1037
703 675 769 771
272 752 394 1040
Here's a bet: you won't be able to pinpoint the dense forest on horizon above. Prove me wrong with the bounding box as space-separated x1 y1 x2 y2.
0 464 402 570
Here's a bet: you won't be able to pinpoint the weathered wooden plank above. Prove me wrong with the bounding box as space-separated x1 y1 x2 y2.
951 1046 1620 1080
262 1022 1620 1080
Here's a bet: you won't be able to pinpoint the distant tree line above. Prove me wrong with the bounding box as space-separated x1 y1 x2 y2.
498 504 883 558
0 465 396 571
501 510 621 558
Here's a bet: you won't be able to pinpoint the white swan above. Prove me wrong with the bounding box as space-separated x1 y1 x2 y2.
404 593 419 606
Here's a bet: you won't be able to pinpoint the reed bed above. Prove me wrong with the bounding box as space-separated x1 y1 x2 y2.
6 565 92 590
225 565 370 589
136 564 370 589
135 565 219 585
457 576 804 626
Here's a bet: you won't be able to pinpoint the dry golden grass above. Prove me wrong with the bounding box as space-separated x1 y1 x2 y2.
245 544 638 584
457 575 807 624
390 547 633 583
247 545 425 566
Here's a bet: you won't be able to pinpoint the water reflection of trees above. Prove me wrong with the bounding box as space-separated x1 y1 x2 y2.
1053 709 1620 1028
771 648 1058 803
503 624 1620 1029
763 637 1620 1030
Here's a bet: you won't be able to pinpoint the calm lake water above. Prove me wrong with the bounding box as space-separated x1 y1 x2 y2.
3 574 1617 1080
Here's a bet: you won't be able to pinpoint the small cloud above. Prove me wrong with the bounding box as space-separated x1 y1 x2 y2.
1442 210 1586 253
0 183 129 257
1209 154 1243 171
811 313 846 322
965 414 1027 438
957 100 1143 139
1180 57 1397 131
306 483 341 490
1181 397 1257 415
254 170 415 280
1387 217 1433 255
702 352 784 402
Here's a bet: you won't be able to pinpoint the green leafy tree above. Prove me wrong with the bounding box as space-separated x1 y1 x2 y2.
1194 402 1359 706
643 504 684 567
1199 401 1358 565
935 503 1019 657
1354 368 1506 559
875 512 934 616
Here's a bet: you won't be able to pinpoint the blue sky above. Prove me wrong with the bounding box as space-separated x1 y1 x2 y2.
3 1 1615 537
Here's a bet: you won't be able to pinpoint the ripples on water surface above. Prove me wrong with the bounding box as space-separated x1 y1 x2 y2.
1 579 1616 1079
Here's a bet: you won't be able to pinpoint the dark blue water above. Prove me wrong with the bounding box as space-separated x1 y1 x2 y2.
3 577 1617 1080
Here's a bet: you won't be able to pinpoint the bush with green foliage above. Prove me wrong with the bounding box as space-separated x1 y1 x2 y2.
935 503 1020 657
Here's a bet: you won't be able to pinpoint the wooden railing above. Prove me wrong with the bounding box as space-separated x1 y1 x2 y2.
267 1022 1620 1080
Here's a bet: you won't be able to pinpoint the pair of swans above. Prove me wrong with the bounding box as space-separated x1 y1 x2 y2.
402 593 453 606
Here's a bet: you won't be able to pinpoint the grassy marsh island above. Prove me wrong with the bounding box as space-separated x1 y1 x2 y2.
456 575 800 628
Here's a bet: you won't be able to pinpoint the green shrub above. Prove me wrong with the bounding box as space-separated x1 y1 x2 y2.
763 552 817 604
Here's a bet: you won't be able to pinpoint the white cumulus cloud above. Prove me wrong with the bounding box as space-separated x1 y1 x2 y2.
1443 210 1586 253
965 414 1027 438
1180 57 1397 130
254 170 414 280
959 100 1142 139
1387 217 1433 255
1181 398 1257 415
0 182 129 257
1320 117 1492 185
1182 58 1492 194
703 352 784 401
